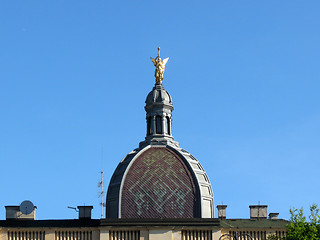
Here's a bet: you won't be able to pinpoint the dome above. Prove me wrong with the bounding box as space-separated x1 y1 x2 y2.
106 54 214 219
145 83 172 107
106 145 214 218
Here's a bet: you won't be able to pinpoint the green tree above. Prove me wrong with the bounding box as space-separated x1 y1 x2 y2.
268 204 320 240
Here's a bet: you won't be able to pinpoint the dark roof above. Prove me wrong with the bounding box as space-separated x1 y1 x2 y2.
0 218 220 228
220 219 289 229
100 218 220 227
0 219 100 228
0 218 288 229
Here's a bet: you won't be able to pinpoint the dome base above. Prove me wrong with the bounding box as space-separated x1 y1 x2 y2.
139 136 180 149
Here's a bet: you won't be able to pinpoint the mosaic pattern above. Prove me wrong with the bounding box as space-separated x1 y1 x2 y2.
121 147 198 218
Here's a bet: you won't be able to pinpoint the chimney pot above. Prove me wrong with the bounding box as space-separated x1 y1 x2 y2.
216 205 227 219
77 206 93 219
269 213 279 220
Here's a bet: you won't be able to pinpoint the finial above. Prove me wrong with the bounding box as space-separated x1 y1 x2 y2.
150 47 169 84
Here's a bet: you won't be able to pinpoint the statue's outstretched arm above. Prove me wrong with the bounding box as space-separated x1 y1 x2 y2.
150 57 157 66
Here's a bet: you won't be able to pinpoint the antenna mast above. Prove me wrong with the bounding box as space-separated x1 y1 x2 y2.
98 171 104 218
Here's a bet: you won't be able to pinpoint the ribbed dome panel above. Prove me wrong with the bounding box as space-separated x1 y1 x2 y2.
121 147 199 218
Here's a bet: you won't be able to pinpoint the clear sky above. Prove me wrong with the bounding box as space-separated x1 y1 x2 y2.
0 0 319 220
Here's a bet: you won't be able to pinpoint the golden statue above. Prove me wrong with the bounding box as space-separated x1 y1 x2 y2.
150 47 169 84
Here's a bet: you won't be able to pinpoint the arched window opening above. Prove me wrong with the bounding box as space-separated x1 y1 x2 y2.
147 117 152 135
150 117 154 134
164 116 168 134
156 116 162 134
166 116 171 135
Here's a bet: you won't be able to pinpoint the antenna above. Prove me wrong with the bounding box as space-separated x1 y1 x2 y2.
98 171 104 218
98 146 106 218
67 206 78 212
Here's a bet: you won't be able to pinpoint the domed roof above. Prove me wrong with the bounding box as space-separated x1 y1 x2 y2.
106 145 214 219
106 54 214 219
145 83 172 107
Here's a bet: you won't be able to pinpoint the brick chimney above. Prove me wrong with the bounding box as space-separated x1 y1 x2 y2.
216 205 227 219
249 205 268 219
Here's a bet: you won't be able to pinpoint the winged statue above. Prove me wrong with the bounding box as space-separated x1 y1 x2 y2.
150 47 169 84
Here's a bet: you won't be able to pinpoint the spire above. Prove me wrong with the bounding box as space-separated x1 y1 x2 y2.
139 48 179 148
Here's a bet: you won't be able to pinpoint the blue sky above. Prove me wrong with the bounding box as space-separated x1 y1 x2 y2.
0 0 319 220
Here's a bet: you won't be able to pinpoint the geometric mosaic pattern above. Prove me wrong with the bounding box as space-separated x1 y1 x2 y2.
121 147 199 218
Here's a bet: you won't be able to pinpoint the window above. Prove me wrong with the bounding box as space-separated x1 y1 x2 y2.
147 117 153 135
164 117 168 134
156 116 162 134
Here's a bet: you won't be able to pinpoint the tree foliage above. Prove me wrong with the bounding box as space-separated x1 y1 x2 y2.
268 204 320 240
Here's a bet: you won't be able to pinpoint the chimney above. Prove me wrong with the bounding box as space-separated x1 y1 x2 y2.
77 206 93 219
5 206 36 220
269 213 279 220
216 205 227 219
249 205 268 219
